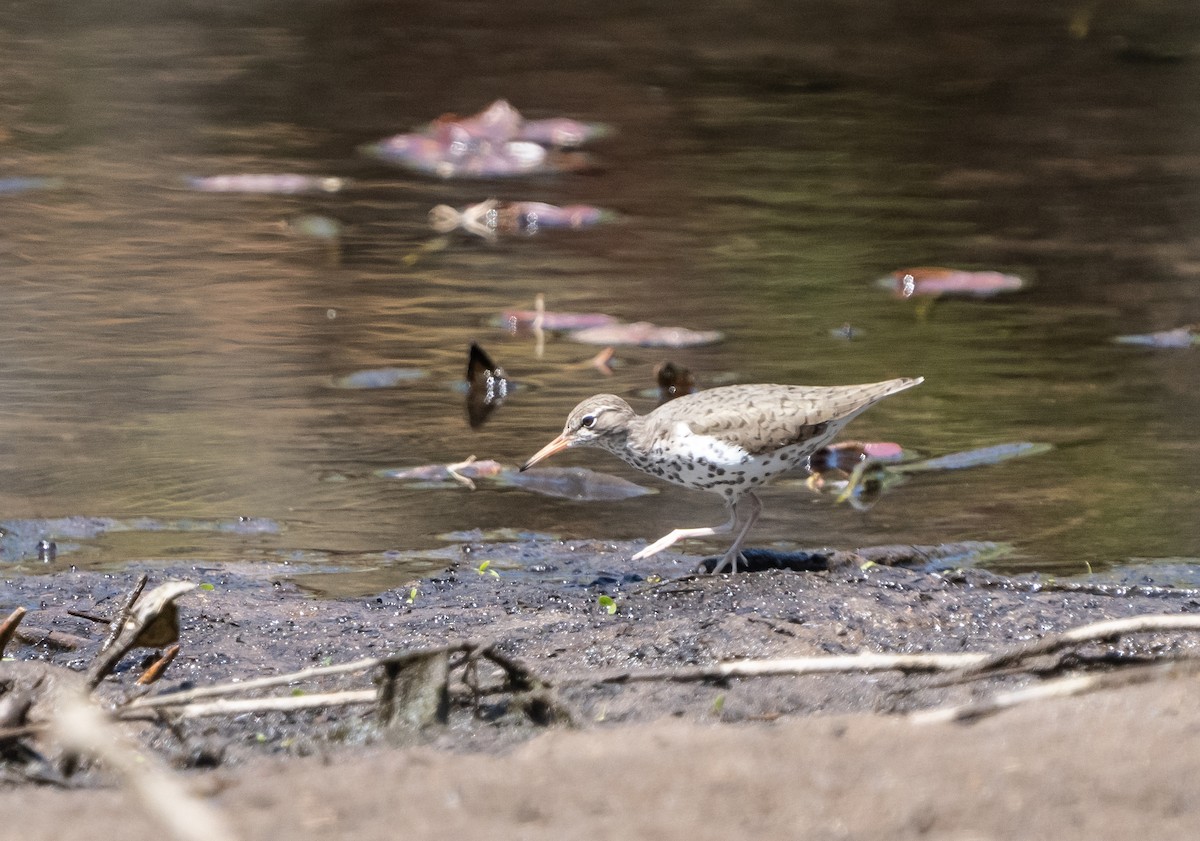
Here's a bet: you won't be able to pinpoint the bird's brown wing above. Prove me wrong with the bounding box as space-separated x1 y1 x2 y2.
657 381 918 455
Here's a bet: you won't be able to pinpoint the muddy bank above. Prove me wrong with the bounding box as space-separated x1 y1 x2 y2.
3 540 1200 839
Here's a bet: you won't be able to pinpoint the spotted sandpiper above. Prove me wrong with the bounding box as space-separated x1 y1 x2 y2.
521 377 923 572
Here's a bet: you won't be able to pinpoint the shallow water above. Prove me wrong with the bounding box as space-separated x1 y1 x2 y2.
1 1 1198 586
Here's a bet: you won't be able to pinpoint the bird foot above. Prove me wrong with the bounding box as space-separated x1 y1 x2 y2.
631 523 731 561
708 551 747 575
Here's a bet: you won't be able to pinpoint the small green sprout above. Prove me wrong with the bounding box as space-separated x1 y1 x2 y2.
199 582 215 591
711 694 725 715
476 560 500 578
406 586 418 604
598 595 617 615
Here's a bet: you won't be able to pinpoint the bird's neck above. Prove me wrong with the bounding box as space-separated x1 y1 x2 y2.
597 415 650 466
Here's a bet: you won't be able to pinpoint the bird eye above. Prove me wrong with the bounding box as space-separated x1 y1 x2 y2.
580 414 596 429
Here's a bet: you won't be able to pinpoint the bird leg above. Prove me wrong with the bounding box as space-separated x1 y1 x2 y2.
630 509 737 561
711 492 763 574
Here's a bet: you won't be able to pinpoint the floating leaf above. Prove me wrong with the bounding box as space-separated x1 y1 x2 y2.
431 199 617 239
378 459 506 483
332 368 428 389
0 177 65 194
895 441 1053 473
1113 325 1198 349
496 309 617 332
186 174 347 194
363 100 606 179
501 466 654 501
569 321 724 348
883 267 1024 299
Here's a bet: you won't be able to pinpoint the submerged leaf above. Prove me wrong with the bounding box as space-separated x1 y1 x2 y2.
883 267 1024 299
378 459 506 483
896 442 1053 473
496 309 618 332
569 321 724 348
500 466 654 500
1113 325 1198 349
332 368 428 389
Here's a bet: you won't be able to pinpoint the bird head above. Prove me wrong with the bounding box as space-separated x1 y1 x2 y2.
520 395 635 470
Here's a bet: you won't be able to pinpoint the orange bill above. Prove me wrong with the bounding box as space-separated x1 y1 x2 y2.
520 433 572 471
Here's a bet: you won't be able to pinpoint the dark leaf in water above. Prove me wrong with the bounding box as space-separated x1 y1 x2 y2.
883 267 1024 298
569 321 724 348
1113 325 1198 349
500 466 654 500
466 343 509 428
332 368 428 389
655 361 696 403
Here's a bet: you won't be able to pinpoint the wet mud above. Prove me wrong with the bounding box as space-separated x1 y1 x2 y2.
5 541 1200 839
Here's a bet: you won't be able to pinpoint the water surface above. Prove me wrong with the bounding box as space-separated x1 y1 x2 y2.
1 1 1198 586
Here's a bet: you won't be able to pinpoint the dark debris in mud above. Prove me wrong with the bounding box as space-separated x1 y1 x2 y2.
3 539 1200 779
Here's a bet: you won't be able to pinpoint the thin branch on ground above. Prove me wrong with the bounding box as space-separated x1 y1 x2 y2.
564 651 989 686
122 641 481 711
911 659 1200 724
125 689 380 721
944 613 1200 681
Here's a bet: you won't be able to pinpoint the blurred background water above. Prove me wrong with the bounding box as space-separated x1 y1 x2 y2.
1 0 1198 586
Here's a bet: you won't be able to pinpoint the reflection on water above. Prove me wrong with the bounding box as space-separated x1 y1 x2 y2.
1 1 1198 586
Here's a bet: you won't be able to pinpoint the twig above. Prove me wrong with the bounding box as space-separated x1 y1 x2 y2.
136 644 181 686
0 607 26 656
52 688 239 841
445 455 479 490
946 613 1200 681
122 642 480 711
564 651 988 686
129 690 378 721
86 582 196 690
100 574 148 653
911 659 1200 724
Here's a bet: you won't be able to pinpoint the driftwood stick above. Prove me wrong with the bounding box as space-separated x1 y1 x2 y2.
912 659 1200 724
949 613 1200 679
123 642 480 711
133 689 379 721
566 651 988 686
